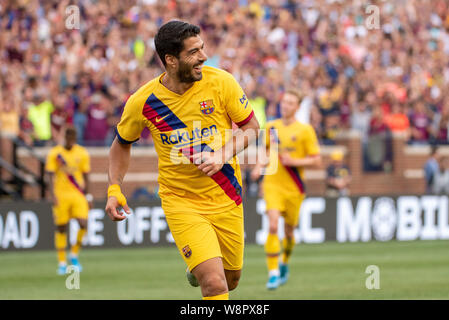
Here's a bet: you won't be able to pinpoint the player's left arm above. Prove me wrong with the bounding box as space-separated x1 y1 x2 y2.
280 125 322 168
195 116 259 176
222 115 260 162
194 72 260 176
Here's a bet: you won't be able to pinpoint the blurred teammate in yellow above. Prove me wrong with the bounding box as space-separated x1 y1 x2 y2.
105 21 259 300
45 127 92 275
251 89 321 289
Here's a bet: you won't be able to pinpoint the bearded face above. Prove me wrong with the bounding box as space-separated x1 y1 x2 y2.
174 35 207 83
176 58 204 83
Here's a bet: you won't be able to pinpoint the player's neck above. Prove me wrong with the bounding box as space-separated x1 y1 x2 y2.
161 72 194 95
281 116 296 126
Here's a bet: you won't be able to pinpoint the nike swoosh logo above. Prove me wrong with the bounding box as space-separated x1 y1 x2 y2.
155 115 169 123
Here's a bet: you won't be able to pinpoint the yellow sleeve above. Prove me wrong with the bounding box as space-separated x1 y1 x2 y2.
116 94 146 144
45 148 58 173
79 148 91 173
222 71 254 126
303 124 320 156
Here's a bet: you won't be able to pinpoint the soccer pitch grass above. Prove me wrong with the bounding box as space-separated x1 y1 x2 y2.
1 240 448 300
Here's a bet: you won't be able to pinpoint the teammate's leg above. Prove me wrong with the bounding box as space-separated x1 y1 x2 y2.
280 222 295 285
55 224 68 275
71 218 87 256
281 222 295 264
69 218 88 271
264 209 281 289
279 194 304 285
70 196 89 271
53 199 69 275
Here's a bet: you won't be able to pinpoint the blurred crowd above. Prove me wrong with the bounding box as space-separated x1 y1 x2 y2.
1 0 449 148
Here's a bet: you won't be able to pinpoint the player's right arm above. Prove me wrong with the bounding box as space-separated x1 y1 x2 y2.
105 94 146 221
105 137 132 221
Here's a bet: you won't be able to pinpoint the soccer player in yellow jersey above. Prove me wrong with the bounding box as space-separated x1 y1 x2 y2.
105 21 259 300
45 127 92 275
251 89 321 290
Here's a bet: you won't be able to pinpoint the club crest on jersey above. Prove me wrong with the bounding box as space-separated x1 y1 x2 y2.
199 99 215 115
182 245 192 258
235 185 242 196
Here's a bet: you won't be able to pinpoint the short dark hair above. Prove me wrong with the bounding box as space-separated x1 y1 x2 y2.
154 20 201 66
65 126 77 137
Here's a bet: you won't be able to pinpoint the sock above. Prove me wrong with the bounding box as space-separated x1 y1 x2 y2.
203 292 229 300
281 237 295 264
55 231 67 264
264 233 280 272
269 269 280 277
70 228 87 256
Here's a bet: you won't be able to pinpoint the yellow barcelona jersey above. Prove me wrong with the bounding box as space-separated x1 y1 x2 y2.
263 119 320 195
116 66 254 214
45 144 90 198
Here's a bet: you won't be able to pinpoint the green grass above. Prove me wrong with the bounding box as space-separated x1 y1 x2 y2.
0 240 448 299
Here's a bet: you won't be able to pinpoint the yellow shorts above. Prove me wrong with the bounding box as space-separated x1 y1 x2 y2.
165 204 244 272
263 183 305 227
53 193 89 226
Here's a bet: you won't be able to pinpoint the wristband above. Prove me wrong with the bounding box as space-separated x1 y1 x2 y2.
85 193 93 202
107 184 127 206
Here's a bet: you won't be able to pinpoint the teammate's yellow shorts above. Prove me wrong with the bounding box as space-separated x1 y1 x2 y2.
263 183 305 227
165 204 244 272
53 193 89 226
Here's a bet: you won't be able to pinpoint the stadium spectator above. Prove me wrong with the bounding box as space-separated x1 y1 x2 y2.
51 93 73 145
351 99 372 143
432 155 449 194
246 80 267 129
326 150 351 197
27 89 54 146
424 146 441 194
18 104 34 146
431 103 449 144
409 101 432 144
0 94 20 138
84 93 113 146
385 101 411 138
365 105 393 172
294 80 314 125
